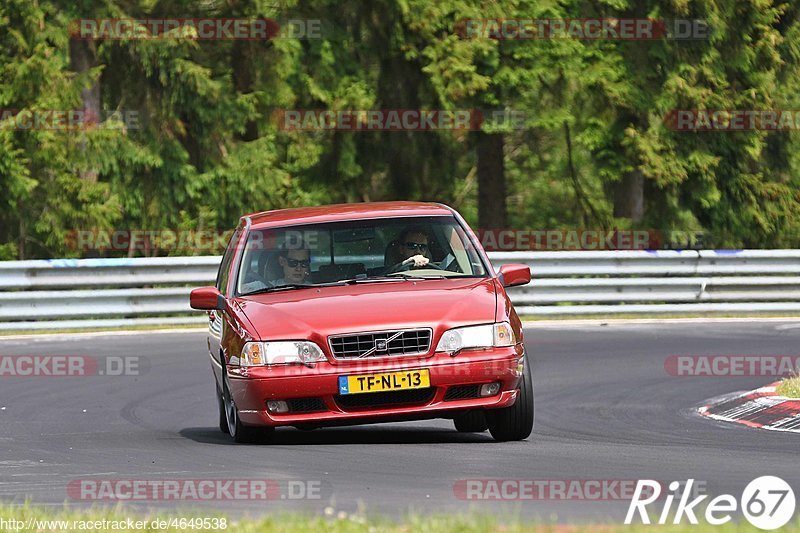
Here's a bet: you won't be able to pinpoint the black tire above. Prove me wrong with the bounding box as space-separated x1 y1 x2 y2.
216 382 229 434
453 411 488 432
222 369 273 444
486 357 534 442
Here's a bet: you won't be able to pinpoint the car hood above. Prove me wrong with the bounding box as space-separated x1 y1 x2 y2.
236 278 498 341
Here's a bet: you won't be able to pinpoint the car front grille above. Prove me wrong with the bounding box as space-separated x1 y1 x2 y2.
335 388 436 410
329 328 432 359
443 384 482 401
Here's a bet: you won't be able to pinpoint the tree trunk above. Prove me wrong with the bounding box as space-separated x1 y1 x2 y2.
232 40 259 142
613 169 644 222
378 54 420 200
18 210 26 260
69 38 99 182
476 131 507 229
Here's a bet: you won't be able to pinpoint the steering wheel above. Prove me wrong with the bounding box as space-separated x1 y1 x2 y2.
390 260 444 273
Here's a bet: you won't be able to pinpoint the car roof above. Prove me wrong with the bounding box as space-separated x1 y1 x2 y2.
243 201 454 229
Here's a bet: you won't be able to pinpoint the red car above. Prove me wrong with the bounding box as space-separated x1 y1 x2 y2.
190 202 533 443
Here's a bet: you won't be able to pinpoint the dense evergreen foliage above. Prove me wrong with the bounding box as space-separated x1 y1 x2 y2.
1 0 798 258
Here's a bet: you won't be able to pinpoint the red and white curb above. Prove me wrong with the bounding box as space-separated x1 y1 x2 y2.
698 383 800 433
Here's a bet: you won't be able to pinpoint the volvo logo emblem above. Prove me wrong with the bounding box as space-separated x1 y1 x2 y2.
358 331 404 358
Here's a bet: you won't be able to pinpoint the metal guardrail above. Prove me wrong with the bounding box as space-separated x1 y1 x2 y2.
0 250 799 329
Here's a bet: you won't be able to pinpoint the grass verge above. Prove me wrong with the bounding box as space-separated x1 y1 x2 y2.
1 504 799 532
519 312 800 322
777 375 800 398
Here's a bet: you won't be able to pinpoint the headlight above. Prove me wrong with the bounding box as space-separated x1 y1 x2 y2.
240 341 326 366
435 322 516 355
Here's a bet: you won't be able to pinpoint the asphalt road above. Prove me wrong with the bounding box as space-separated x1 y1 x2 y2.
1 320 798 523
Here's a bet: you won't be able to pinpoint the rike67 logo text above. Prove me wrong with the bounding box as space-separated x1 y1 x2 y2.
625 477 795 530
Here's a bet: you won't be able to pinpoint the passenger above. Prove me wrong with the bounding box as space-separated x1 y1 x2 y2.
273 247 312 286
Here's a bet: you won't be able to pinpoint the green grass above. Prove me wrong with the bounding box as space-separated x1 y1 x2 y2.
1 503 799 532
777 375 800 398
519 312 800 321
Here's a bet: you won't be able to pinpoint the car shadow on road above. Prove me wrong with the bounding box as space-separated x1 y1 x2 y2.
179 426 496 445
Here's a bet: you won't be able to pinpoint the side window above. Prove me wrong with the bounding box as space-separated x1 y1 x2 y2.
216 228 243 294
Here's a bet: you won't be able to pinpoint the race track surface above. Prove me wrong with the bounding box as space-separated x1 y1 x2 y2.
1 321 798 522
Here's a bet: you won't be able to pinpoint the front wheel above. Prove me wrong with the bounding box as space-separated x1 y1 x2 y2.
216 382 229 434
222 370 273 444
486 357 534 442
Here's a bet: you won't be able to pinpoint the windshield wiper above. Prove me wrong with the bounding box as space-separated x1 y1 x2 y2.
240 283 315 296
322 275 406 285
241 280 353 296
385 273 449 280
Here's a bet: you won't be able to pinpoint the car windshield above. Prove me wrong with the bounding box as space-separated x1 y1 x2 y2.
236 215 488 294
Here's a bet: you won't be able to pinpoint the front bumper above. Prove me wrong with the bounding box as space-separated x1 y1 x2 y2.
227 345 525 428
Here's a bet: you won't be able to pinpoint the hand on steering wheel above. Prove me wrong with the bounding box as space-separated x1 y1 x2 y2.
402 254 429 268
391 254 443 272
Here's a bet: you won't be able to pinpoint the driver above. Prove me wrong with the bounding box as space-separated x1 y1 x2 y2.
387 226 431 272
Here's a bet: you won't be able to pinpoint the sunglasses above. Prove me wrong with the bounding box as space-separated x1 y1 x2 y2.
285 258 310 268
403 242 428 252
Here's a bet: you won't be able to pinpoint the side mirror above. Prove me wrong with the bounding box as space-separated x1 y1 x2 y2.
190 286 226 311
498 264 531 288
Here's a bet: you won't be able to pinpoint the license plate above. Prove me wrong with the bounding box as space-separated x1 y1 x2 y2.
338 369 430 395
